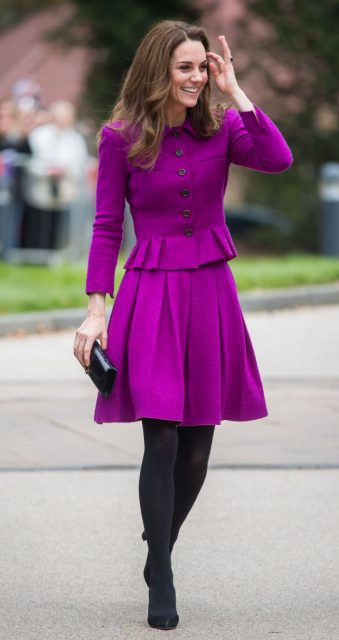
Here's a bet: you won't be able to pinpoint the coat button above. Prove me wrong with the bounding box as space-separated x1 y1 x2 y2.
173 131 181 138
181 188 190 197
175 148 184 157
184 227 193 237
178 168 186 176
182 209 191 218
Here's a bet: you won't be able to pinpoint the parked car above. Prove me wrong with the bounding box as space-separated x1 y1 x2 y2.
225 203 294 252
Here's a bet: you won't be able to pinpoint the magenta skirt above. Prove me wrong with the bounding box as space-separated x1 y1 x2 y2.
93 260 268 426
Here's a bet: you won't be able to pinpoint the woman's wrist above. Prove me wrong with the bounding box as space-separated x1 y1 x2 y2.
226 87 255 112
87 292 106 316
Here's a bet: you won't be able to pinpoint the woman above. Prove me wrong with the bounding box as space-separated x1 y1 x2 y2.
73 20 293 631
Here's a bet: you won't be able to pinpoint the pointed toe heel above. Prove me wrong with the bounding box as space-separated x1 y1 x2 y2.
147 613 179 630
147 567 179 630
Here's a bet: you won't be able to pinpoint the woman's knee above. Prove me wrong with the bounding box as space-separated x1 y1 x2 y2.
177 425 215 471
141 417 178 465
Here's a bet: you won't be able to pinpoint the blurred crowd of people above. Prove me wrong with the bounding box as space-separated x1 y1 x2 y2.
0 79 96 259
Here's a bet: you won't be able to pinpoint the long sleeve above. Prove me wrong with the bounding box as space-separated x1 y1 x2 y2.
85 125 128 298
226 104 293 173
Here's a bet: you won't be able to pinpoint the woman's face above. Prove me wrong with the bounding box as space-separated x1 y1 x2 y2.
166 40 209 114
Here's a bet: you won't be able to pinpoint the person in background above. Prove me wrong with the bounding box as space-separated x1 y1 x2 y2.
0 99 32 254
0 99 31 153
28 101 88 180
23 100 89 249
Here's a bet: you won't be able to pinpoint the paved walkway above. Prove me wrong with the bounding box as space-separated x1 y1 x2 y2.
1 305 338 638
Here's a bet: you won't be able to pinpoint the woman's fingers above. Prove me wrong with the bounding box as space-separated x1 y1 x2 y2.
100 332 108 351
207 35 233 72
73 317 108 368
73 333 83 359
218 34 231 60
206 51 225 74
73 326 91 367
76 337 94 368
207 60 218 77
206 35 237 95
74 333 88 368
83 337 95 368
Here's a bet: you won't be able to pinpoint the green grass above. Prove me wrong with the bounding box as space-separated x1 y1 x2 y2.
1 253 339 314
231 253 339 292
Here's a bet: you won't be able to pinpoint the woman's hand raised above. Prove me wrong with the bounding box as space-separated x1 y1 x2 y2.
207 35 239 98
207 35 255 112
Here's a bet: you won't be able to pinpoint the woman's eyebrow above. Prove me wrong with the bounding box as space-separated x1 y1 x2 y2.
176 59 208 64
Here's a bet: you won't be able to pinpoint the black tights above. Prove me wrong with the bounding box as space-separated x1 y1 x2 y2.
139 418 215 616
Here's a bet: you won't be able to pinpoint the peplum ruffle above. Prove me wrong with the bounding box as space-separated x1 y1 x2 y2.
123 223 237 270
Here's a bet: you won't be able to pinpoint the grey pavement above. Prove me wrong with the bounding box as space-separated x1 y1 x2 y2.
0 305 339 639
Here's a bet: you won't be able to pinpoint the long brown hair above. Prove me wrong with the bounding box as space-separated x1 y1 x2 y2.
99 20 226 169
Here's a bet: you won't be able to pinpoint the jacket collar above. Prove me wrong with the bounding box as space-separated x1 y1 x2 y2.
164 110 201 139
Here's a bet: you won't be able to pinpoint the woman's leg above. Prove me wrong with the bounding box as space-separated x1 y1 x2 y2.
170 425 215 552
142 424 215 586
139 417 179 619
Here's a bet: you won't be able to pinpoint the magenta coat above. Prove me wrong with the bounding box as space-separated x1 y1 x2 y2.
85 105 293 426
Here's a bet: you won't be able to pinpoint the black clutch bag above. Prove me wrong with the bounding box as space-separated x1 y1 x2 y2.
84 340 118 398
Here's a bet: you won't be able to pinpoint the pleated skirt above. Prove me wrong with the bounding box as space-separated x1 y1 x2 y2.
93 259 268 426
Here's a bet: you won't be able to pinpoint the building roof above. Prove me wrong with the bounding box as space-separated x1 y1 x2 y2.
0 3 93 107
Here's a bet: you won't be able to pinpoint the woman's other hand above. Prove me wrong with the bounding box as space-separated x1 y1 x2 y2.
73 293 107 368
207 35 239 97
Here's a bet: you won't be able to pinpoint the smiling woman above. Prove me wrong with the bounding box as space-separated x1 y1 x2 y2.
72 19 293 631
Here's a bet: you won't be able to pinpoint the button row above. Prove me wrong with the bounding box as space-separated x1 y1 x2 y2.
174 138 192 243
174 146 191 233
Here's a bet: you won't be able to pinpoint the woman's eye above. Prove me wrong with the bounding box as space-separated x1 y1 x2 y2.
179 65 208 72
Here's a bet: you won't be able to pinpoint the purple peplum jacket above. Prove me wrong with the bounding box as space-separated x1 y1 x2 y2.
85 105 293 298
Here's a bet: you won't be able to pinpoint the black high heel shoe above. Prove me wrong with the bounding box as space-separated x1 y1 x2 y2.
147 570 179 630
142 531 179 629
148 611 179 630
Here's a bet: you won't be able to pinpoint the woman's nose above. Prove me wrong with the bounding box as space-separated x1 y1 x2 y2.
190 70 203 82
